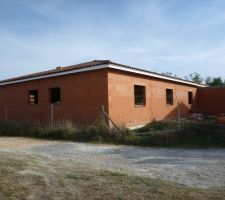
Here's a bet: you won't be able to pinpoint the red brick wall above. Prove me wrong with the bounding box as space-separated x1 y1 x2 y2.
0 68 200 127
198 87 225 115
108 69 198 127
0 69 108 125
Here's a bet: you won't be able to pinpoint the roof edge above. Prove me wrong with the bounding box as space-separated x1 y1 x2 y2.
108 63 206 87
0 61 206 87
0 64 108 86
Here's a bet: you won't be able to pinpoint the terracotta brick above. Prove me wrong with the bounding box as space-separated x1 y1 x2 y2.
0 67 201 127
0 69 108 125
108 69 197 127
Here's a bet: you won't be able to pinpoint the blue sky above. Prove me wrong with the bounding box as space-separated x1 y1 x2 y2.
1 0 225 80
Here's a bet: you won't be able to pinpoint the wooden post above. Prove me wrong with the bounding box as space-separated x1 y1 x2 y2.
177 101 181 129
101 105 105 114
50 104 54 128
4 107 8 123
101 105 108 125
166 132 169 146
101 105 119 130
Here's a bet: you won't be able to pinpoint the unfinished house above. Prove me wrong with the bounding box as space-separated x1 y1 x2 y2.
0 60 210 127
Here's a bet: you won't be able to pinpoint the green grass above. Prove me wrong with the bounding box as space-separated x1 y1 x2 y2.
0 119 225 148
135 120 181 133
0 119 135 143
66 174 91 181
132 121 225 148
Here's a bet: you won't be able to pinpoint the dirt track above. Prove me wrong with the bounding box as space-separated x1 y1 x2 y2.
0 137 225 188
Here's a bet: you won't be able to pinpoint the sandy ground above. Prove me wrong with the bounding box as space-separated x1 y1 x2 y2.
0 137 225 189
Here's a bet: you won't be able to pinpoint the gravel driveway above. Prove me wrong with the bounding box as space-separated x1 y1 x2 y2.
0 137 225 189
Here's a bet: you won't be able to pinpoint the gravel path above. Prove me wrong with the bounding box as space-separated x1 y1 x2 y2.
0 137 225 188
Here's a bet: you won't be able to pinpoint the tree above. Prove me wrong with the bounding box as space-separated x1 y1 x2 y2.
162 71 225 86
205 77 225 86
187 73 203 84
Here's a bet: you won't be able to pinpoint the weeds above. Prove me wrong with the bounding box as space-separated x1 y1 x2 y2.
0 119 225 148
133 121 225 147
0 120 135 144
135 120 182 133
66 174 91 181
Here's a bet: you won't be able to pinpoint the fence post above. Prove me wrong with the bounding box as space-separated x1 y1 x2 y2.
101 105 108 125
4 107 8 123
101 105 119 129
177 101 181 129
50 104 54 128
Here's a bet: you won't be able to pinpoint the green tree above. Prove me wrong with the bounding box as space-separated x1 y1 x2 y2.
205 77 225 86
187 73 203 84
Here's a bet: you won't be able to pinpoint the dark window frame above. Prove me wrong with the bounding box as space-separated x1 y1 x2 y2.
49 87 61 104
188 91 193 105
28 89 38 105
166 88 173 105
134 85 146 106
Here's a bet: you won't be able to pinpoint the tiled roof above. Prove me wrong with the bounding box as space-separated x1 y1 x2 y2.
0 60 110 84
0 60 205 87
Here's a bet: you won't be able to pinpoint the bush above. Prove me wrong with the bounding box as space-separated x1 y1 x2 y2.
133 121 225 147
135 120 181 133
0 121 76 140
0 120 225 148
73 120 135 143
0 121 135 143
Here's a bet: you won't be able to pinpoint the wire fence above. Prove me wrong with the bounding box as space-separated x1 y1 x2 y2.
0 101 196 129
0 105 109 128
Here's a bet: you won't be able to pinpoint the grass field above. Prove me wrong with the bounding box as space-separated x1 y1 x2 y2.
0 152 225 200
